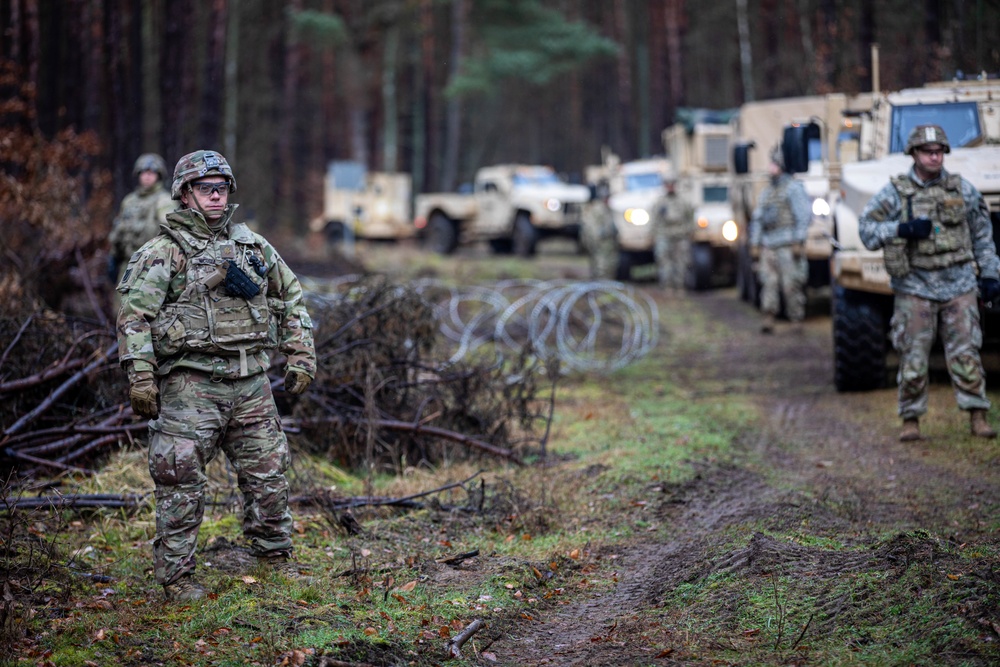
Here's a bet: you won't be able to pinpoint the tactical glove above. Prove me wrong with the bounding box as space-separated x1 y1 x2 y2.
749 245 761 260
129 371 160 419
284 370 312 395
980 277 1000 304
897 217 932 239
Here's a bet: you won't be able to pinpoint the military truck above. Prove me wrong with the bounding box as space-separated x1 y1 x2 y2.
585 156 674 280
808 79 1000 391
662 114 739 290
413 164 590 256
729 94 872 305
310 161 414 243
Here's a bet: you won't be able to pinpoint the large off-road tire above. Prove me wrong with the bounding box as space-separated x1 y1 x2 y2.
425 212 458 255
686 242 713 291
512 213 539 257
615 251 634 282
832 285 890 392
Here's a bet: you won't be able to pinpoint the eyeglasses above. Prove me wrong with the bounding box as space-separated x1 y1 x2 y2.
191 181 231 196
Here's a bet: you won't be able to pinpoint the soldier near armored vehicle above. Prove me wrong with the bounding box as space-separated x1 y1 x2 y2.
859 124 1000 442
580 180 618 280
748 146 811 333
116 150 317 601
108 153 175 285
651 180 690 294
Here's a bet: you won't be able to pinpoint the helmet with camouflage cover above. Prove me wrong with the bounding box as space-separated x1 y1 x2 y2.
133 153 168 181
171 149 237 200
905 124 951 155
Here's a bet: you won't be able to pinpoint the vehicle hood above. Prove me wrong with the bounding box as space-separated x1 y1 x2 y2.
511 183 590 203
609 189 663 213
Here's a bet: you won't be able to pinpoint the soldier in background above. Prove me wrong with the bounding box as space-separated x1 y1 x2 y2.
116 150 317 601
748 146 811 333
108 153 174 285
580 180 618 280
652 180 689 295
859 124 1000 442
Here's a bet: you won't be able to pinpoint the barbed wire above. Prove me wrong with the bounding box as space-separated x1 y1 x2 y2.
300 276 660 373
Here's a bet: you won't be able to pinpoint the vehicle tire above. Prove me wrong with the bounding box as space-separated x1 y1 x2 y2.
686 242 713 291
832 285 889 392
489 238 513 254
615 251 634 282
512 213 539 257
425 212 458 255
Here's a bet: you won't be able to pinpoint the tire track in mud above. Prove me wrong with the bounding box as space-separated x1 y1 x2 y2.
485 289 1000 666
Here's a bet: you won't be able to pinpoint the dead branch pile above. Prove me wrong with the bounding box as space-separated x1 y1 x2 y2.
1 275 554 479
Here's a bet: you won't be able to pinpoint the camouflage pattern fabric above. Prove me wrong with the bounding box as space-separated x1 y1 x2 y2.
890 291 990 420
580 200 618 280
651 194 690 289
748 174 811 249
858 167 1000 301
108 184 175 274
116 202 315 586
758 246 807 321
149 369 291 585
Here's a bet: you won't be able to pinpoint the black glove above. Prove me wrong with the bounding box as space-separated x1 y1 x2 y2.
897 217 932 239
106 256 120 284
980 277 1000 304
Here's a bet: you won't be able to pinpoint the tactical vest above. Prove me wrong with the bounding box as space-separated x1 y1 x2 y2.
757 178 795 231
149 224 276 362
884 174 972 277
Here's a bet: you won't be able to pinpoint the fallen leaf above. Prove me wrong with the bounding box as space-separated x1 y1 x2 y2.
569 549 580 560
364 627 378 636
947 574 961 580
399 580 418 592
481 651 497 662
241 576 257 584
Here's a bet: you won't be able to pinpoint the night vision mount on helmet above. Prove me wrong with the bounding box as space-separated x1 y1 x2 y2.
171 150 238 200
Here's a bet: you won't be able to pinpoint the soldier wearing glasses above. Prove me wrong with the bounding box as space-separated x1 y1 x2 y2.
116 150 316 601
859 125 1000 442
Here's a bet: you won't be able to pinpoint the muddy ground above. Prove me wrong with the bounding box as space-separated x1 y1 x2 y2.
477 282 1000 666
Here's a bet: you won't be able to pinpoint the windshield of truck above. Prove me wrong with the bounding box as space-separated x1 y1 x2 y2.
703 185 728 202
512 171 562 187
624 172 663 191
889 102 981 153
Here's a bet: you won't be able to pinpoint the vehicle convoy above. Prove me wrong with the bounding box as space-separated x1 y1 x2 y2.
729 94 872 305
586 156 674 280
662 113 740 290
809 78 1000 391
310 160 414 242
413 164 590 256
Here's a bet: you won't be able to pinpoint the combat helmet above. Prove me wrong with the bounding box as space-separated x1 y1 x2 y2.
133 153 168 181
171 149 237 200
905 125 951 155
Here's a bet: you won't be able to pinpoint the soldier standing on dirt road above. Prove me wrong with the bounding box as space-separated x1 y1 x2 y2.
651 180 690 295
748 145 811 334
108 154 175 285
580 180 618 280
116 150 317 601
859 124 1000 442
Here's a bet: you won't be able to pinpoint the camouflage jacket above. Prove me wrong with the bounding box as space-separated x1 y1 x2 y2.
116 205 316 380
859 166 1000 301
108 185 175 263
651 193 690 239
748 174 811 248
580 200 616 247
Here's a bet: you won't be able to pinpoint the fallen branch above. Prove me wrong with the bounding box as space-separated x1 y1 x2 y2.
435 549 480 566
0 493 147 511
444 618 484 659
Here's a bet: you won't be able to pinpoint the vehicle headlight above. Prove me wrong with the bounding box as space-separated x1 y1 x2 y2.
722 219 738 242
812 197 831 217
624 208 650 226
545 198 562 212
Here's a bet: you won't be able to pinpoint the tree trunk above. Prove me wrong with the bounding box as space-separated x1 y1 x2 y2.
440 0 466 191
381 21 400 172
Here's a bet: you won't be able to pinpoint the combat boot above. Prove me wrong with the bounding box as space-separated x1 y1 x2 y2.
163 575 207 602
970 409 997 439
258 554 313 582
899 418 921 442
760 315 777 334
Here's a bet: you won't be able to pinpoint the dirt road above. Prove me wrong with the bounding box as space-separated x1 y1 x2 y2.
486 286 1000 666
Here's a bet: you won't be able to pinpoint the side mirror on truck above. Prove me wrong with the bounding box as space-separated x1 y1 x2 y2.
732 142 754 175
782 122 821 174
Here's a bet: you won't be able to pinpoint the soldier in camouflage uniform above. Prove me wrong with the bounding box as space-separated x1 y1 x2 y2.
108 154 175 285
580 181 618 280
748 146 811 333
651 181 689 294
859 125 1000 442
116 150 317 601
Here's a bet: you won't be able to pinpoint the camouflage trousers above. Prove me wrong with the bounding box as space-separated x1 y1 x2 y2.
890 290 990 420
586 238 619 280
147 369 293 585
757 246 807 321
654 234 689 290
